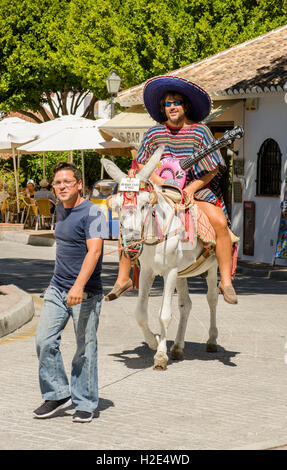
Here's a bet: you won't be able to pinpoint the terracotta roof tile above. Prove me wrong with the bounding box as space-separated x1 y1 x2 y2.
117 25 287 106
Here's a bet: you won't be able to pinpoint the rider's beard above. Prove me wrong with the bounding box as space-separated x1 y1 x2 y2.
166 108 186 127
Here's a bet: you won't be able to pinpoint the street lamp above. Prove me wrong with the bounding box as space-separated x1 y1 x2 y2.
106 71 121 119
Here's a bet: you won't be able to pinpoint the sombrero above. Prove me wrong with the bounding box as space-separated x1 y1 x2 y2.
143 75 211 123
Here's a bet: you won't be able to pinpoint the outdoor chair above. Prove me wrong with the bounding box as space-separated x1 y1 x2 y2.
22 197 38 228
4 199 18 223
35 198 56 230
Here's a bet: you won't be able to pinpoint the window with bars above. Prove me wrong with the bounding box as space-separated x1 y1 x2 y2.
256 138 281 196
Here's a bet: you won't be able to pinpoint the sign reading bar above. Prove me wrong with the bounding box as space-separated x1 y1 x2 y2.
119 178 140 192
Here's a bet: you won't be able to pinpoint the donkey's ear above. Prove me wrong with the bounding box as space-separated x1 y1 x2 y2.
101 158 127 183
137 146 165 181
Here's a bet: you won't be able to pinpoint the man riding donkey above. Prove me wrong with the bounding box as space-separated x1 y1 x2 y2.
105 75 238 305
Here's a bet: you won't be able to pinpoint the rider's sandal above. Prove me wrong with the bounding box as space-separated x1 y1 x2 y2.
218 283 238 304
104 279 133 302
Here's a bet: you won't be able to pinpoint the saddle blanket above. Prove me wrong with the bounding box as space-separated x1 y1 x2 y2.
184 205 239 278
183 205 216 246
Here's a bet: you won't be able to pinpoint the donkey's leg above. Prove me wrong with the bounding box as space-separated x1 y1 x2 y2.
154 268 178 370
135 268 158 350
170 277 192 361
205 262 219 352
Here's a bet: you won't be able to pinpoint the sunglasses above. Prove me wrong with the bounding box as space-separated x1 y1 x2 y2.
164 100 183 107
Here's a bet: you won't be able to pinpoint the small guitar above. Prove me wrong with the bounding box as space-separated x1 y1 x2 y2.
155 126 244 188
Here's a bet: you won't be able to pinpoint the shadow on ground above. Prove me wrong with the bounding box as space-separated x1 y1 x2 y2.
1 259 286 296
109 341 239 371
40 397 115 420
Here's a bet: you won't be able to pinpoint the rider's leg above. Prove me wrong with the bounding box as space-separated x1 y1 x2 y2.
116 251 132 286
104 244 132 301
195 200 237 303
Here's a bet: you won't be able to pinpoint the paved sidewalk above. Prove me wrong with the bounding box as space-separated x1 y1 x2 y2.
1 237 287 450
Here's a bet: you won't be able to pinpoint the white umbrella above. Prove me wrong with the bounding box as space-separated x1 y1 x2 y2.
37 115 108 133
18 117 134 196
0 117 39 214
0 118 39 157
34 116 109 174
19 126 110 153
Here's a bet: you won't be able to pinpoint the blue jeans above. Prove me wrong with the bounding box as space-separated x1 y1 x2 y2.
36 286 102 413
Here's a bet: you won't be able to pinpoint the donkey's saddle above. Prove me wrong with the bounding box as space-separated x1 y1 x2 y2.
159 184 183 204
158 184 240 246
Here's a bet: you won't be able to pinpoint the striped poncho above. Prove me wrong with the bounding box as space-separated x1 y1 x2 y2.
136 123 228 217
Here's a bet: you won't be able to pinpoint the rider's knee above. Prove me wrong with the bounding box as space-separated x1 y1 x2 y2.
212 216 228 235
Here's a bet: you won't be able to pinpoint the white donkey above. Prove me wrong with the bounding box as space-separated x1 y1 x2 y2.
102 147 219 370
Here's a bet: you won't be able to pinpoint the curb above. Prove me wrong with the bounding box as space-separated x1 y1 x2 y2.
0 285 35 338
30 294 44 315
236 263 287 281
0 230 56 246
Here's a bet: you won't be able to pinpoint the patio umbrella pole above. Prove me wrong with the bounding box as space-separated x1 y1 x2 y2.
17 149 21 171
81 150 86 197
12 147 20 220
43 153 46 178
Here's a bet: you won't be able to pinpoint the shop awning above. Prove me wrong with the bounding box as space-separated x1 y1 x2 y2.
204 100 239 123
99 105 157 149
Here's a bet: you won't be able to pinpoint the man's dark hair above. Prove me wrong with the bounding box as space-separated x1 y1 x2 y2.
159 92 193 122
53 161 82 181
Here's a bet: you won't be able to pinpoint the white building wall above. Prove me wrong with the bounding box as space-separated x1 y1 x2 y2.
230 93 287 264
44 92 111 119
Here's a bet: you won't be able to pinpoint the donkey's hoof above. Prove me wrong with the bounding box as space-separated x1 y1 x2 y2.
206 343 217 353
153 352 168 370
170 345 184 361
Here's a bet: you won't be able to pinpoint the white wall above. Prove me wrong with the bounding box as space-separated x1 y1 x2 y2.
230 93 287 264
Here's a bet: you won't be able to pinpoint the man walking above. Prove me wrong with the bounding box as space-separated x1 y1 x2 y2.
33 162 108 423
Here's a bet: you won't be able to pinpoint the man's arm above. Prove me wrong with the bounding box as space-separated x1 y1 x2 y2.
183 167 219 199
66 238 103 306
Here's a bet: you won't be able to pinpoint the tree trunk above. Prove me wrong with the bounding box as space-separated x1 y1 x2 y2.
19 109 43 123
82 95 97 119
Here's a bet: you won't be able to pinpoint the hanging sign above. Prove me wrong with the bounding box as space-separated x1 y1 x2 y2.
119 177 140 192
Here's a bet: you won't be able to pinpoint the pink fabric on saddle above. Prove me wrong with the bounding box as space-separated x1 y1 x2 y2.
231 243 238 279
132 159 140 171
183 207 196 243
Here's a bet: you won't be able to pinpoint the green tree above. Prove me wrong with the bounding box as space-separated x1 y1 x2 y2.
0 0 286 122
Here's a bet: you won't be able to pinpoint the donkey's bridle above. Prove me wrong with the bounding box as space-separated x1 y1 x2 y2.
110 170 189 261
116 170 158 260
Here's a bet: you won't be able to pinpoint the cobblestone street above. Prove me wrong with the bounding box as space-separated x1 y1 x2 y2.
1 239 287 450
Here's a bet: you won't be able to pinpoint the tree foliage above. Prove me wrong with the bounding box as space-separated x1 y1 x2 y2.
0 0 286 122
0 0 286 185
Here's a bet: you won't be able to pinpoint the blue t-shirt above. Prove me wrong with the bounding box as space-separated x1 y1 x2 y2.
50 199 108 294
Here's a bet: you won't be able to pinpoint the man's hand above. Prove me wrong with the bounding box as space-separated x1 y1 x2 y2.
183 185 194 204
66 238 103 307
67 285 84 306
